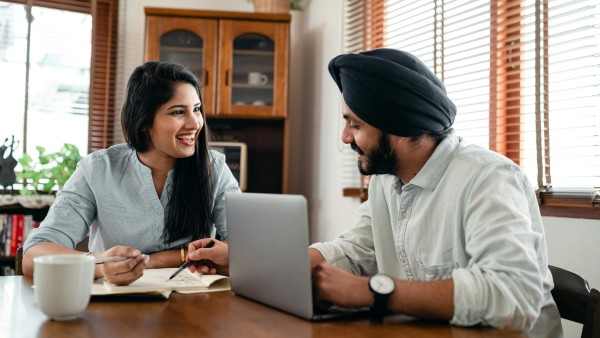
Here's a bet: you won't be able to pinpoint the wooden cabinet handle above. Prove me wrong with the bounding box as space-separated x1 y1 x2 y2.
225 69 229 86
204 70 209 86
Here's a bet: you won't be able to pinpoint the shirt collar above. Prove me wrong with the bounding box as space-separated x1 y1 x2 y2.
404 130 461 192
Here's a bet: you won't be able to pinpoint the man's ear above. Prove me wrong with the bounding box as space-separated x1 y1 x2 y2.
387 134 406 148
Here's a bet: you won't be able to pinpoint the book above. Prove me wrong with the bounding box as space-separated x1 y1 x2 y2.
91 268 230 298
9 214 17 256
15 214 24 252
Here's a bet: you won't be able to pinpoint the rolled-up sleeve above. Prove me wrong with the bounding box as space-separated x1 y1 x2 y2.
309 201 377 276
450 164 543 332
23 159 96 253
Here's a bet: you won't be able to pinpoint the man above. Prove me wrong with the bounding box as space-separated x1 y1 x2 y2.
308 48 563 337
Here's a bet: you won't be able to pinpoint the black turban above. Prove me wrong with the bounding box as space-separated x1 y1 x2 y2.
328 48 456 136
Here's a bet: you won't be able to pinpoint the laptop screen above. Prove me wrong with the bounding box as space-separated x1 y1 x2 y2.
226 192 315 319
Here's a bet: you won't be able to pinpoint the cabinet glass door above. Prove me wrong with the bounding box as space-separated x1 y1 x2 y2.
218 20 288 118
231 34 274 107
145 17 217 115
160 30 204 81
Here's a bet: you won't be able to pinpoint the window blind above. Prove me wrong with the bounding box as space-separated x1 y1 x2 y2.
340 0 385 194
340 0 367 191
342 0 600 216
88 0 118 153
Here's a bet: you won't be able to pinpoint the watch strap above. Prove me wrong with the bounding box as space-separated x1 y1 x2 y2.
369 273 394 322
370 292 389 322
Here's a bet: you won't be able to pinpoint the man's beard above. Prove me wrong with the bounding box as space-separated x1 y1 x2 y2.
351 133 398 176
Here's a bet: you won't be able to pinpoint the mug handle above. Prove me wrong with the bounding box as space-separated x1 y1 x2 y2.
260 74 268 85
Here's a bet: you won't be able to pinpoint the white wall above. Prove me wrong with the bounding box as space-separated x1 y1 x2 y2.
287 0 362 243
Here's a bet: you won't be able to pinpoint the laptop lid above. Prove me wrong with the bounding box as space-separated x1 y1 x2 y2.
226 192 315 320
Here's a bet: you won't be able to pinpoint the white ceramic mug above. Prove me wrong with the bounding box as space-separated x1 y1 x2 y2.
248 72 268 85
34 254 95 321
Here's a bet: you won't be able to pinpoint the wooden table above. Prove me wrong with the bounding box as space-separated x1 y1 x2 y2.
0 276 523 338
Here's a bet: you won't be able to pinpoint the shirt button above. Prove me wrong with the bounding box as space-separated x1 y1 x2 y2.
399 212 406 219
400 257 407 264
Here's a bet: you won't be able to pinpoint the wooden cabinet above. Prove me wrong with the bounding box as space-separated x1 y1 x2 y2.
144 8 291 193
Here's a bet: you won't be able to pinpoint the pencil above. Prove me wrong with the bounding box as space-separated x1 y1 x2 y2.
168 240 215 280
94 254 148 264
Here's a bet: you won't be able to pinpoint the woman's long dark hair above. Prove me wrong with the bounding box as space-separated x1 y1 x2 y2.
121 61 213 244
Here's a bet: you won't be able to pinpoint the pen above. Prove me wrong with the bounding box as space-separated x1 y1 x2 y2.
94 254 149 264
168 240 215 281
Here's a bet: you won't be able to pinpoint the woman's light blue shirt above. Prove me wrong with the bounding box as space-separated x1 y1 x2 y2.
24 144 240 254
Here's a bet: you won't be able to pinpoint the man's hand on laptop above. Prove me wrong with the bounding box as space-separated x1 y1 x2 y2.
313 262 372 308
187 239 230 276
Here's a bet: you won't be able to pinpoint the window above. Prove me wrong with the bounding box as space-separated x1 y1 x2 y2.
0 0 118 166
0 3 92 158
342 0 600 218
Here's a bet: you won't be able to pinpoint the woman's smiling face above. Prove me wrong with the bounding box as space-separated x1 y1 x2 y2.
145 82 203 161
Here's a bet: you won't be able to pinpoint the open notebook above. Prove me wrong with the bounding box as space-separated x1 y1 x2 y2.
91 268 230 299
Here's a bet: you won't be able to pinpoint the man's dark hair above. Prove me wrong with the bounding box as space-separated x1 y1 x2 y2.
410 128 454 145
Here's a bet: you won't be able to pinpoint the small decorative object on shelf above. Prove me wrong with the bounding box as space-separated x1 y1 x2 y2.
0 135 19 192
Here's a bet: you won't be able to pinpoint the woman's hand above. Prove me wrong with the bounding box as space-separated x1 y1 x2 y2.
97 246 148 285
187 239 229 276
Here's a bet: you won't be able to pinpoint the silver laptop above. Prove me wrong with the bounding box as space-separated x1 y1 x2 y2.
225 192 368 321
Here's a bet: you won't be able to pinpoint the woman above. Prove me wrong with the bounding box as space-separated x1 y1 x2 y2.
22 61 240 285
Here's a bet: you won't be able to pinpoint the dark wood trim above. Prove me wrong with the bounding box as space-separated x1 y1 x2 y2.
540 205 600 219
343 187 368 203
88 0 118 152
342 187 600 219
144 7 291 22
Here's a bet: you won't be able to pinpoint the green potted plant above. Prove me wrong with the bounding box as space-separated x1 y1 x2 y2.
17 143 82 195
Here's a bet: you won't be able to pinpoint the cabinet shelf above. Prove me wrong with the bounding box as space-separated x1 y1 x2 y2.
161 46 204 53
233 49 274 56
232 83 274 89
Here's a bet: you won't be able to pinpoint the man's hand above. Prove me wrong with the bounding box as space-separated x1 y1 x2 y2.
312 261 372 308
187 239 229 276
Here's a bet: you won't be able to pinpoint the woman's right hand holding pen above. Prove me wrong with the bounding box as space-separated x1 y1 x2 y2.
187 239 229 276
96 246 148 285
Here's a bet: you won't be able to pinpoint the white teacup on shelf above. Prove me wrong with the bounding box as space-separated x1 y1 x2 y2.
252 100 266 106
34 254 95 321
248 72 268 85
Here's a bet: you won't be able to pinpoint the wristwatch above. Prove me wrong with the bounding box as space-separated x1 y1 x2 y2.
368 273 395 322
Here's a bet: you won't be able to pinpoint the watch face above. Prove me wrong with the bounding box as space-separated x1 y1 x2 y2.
369 274 395 295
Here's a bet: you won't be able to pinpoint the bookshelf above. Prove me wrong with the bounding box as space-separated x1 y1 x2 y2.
0 194 53 275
